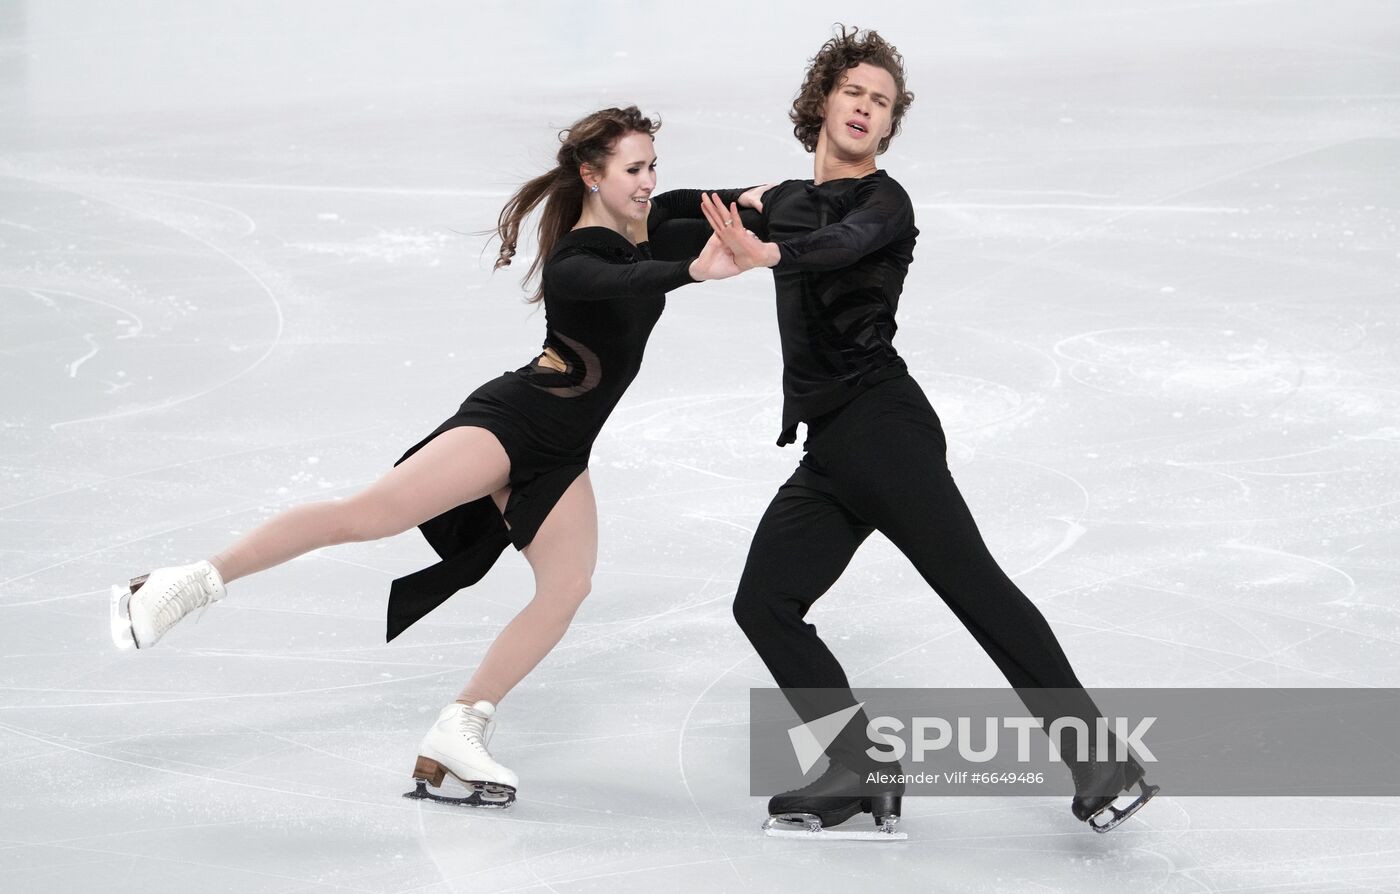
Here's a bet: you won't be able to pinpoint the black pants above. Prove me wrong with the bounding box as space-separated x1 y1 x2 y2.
734 375 1100 766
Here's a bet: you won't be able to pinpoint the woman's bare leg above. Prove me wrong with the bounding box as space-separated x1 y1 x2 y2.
210 426 511 583
455 471 598 706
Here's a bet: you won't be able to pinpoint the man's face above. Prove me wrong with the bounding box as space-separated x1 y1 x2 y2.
820 62 897 159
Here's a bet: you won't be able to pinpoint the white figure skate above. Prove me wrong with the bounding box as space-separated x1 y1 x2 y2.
110 560 226 650
404 701 518 808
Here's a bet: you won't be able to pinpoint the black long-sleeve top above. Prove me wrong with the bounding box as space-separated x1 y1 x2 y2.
650 171 919 445
507 226 697 450
387 225 698 642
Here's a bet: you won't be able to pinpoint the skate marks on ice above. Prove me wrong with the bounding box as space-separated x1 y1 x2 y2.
0 168 286 432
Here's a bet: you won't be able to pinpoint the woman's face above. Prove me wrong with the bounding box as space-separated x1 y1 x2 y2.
584 131 657 224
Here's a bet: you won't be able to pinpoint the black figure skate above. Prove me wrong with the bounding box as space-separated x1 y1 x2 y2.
1069 752 1159 833
762 760 906 841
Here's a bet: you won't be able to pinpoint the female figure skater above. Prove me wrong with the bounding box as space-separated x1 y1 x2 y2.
675 27 1157 836
109 106 740 808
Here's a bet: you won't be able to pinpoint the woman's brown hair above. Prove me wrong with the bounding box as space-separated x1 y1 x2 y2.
494 106 660 303
790 25 914 155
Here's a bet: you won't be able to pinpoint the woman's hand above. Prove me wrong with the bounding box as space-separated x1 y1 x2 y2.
700 192 780 270
688 231 742 282
738 183 774 214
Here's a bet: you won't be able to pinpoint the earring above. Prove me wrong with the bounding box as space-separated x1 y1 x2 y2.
589 184 599 193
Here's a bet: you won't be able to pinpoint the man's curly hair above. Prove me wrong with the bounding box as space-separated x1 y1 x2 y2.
790 25 914 155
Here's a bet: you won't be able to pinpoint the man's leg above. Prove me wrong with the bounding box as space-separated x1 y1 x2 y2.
733 470 872 692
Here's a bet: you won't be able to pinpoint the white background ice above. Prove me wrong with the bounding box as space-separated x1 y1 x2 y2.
2 1 1398 891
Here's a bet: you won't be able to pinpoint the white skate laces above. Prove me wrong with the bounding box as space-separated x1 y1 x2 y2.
449 702 494 750
110 560 226 650
405 700 519 807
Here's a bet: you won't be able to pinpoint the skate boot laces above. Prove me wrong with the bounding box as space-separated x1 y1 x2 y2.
149 565 221 639
448 703 496 753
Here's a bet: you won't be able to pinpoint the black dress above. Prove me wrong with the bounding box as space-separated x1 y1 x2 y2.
385 226 696 641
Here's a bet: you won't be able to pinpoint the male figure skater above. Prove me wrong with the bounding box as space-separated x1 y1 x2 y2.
681 26 1157 838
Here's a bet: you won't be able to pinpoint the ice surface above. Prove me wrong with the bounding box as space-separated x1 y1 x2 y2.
3 1 1399 892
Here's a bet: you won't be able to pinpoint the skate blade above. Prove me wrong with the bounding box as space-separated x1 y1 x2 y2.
109 585 136 650
762 814 907 841
1089 779 1160 833
403 778 516 809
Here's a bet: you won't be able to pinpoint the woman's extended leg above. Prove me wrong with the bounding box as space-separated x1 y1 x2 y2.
212 426 511 582
456 470 599 706
113 426 512 651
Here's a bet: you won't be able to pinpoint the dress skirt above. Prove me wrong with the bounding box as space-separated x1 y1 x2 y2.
385 372 590 642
